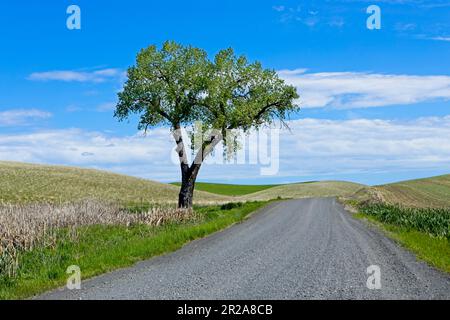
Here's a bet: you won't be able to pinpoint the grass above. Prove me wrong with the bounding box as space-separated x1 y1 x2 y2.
344 172 450 273
0 200 269 300
0 201 195 279
354 212 450 274
347 196 450 274
346 175 450 274
358 203 450 239
0 161 228 205
171 182 280 196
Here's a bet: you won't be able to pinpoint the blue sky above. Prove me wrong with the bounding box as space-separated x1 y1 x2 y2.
1 0 450 185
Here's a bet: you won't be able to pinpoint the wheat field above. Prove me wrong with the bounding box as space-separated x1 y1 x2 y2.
0 161 229 205
0 162 368 204
351 174 450 208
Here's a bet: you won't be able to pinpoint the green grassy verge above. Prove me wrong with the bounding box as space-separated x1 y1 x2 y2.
353 206 450 274
0 201 268 300
171 182 279 196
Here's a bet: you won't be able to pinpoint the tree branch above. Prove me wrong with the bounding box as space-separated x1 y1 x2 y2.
172 124 189 166
227 101 282 130
254 101 281 121
138 98 174 123
192 133 223 167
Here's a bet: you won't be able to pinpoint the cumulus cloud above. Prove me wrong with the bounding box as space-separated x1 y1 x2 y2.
278 69 450 108
1 116 450 182
280 116 450 178
28 68 124 83
0 109 52 126
0 128 179 180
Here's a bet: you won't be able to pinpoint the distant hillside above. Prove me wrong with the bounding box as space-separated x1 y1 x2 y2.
0 162 228 204
369 174 450 208
8 161 447 208
171 182 280 196
241 181 366 201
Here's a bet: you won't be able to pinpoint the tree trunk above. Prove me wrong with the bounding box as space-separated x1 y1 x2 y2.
178 164 201 209
178 178 195 209
173 123 221 209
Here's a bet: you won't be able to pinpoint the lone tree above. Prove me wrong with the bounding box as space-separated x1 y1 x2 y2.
115 41 299 208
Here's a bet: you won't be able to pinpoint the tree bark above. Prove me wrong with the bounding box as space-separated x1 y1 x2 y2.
178 164 201 208
173 124 222 209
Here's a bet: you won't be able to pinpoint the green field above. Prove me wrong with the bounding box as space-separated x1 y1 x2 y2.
171 182 280 196
172 181 361 198
172 181 364 200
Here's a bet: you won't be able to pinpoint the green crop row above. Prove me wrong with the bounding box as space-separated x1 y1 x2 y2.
359 203 450 240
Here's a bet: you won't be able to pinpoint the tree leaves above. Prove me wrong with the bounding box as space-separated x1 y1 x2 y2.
115 40 299 135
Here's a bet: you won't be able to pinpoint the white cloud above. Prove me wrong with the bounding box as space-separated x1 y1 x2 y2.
1 116 450 182
28 68 123 83
431 36 450 42
279 69 450 108
0 109 52 126
280 117 450 177
0 128 178 180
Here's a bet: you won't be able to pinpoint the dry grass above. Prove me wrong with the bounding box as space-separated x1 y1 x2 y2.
0 200 194 278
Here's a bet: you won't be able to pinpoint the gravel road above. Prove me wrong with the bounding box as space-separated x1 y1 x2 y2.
37 198 450 300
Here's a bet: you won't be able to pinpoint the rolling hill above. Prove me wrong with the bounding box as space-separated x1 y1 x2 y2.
2 161 448 208
0 162 367 205
367 174 450 208
0 162 229 204
241 181 366 201
170 182 280 196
